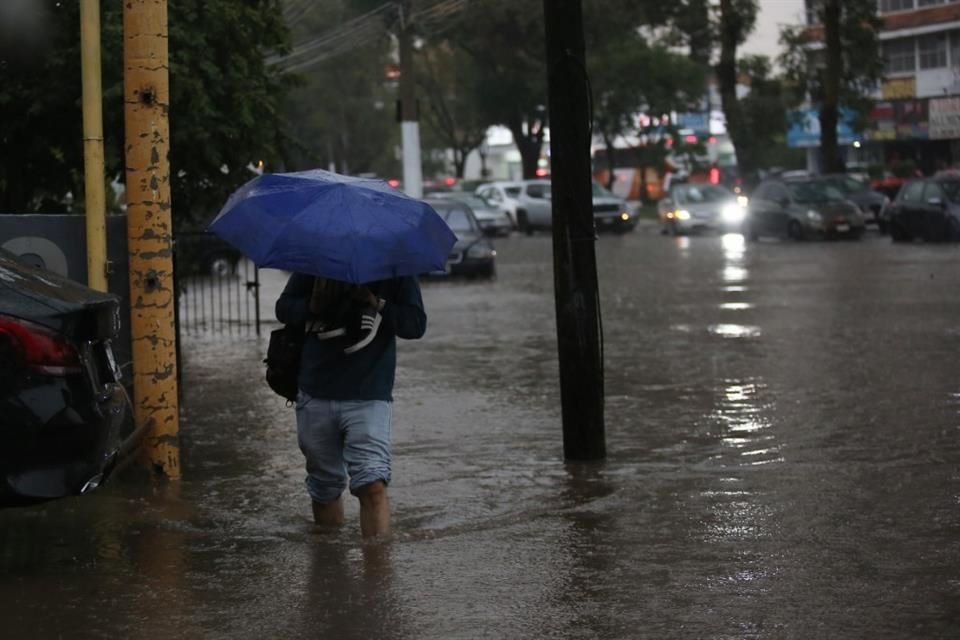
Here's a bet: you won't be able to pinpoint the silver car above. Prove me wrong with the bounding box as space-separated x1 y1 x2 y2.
658 183 747 235
432 193 514 237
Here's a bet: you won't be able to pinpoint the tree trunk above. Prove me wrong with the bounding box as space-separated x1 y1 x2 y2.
820 0 844 173
718 0 753 181
600 130 616 189
507 116 544 179
454 147 466 178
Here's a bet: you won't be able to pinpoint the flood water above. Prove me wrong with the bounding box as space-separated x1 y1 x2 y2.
2 228 959 639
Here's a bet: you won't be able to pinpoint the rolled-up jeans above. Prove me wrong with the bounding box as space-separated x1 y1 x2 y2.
295 391 393 504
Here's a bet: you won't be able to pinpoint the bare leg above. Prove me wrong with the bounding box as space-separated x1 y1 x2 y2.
356 481 390 539
311 495 345 528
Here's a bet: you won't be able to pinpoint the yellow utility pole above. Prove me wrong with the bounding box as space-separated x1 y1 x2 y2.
80 0 107 292
123 0 181 479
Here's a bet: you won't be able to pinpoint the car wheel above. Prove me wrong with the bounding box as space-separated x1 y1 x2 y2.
787 220 805 241
946 216 960 241
208 255 236 277
877 219 888 235
889 223 911 243
517 210 533 236
668 220 681 236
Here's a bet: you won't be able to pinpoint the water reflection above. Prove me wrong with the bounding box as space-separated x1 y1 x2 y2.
708 323 762 338
721 233 745 259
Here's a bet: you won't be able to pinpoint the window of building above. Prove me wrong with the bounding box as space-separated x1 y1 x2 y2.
918 33 948 69
917 0 948 8
884 38 916 74
879 0 914 12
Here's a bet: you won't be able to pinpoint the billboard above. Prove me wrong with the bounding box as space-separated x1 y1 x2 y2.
786 108 857 148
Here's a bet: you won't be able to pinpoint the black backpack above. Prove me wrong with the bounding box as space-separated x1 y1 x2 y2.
264 325 304 403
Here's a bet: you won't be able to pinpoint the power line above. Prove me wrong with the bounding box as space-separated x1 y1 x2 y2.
270 0 471 74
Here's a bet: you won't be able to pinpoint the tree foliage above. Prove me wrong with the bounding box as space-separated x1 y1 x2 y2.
0 0 293 225
717 0 759 178
279 1 400 178
780 0 882 172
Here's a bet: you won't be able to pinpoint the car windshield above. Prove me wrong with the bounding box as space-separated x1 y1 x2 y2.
787 181 846 204
442 207 476 232
503 186 522 198
448 194 492 210
591 182 615 198
825 176 867 194
672 185 732 204
939 180 960 203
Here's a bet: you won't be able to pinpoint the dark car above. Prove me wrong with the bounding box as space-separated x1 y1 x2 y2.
424 198 496 278
746 177 866 241
174 232 243 277
884 177 960 242
431 192 514 237
0 249 137 507
820 174 889 226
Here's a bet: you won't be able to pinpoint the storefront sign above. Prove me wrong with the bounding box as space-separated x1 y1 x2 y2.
929 96 960 140
786 108 857 148
864 100 929 141
882 77 916 100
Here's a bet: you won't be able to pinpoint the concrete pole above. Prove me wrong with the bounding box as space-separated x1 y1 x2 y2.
80 0 108 292
398 1 423 198
123 0 181 479
543 0 606 461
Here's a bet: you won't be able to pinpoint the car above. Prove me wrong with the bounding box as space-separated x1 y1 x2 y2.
746 177 866 240
174 232 243 277
591 181 637 234
431 192 514 237
884 176 960 242
423 198 496 278
819 174 889 226
481 179 636 235
475 181 524 228
657 183 746 235
0 248 138 507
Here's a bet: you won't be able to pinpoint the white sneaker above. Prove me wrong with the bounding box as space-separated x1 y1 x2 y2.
343 311 382 354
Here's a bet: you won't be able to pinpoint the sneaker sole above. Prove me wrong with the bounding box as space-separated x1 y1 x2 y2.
343 313 382 354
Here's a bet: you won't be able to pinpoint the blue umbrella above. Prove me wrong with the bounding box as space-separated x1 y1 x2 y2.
208 169 457 284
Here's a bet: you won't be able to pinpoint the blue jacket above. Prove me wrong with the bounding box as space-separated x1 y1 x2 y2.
275 274 426 401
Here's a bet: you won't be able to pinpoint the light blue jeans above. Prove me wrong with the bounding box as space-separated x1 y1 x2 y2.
295 391 393 504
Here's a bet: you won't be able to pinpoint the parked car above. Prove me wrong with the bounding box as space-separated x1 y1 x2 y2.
0 249 139 507
819 173 889 226
591 181 637 234
746 177 866 240
884 176 960 242
481 179 635 234
657 183 746 235
423 198 496 278
431 192 514 237
174 232 243 277
475 181 523 227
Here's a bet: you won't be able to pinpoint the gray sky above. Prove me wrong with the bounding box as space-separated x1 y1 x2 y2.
740 0 807 62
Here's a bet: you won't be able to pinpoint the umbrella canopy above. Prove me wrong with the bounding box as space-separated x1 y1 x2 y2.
208 170 457 284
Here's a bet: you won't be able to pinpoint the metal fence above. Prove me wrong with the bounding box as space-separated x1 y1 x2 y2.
173 232 260 338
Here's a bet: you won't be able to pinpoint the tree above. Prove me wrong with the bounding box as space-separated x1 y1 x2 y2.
780 0 882 173
417 44 488 178
278 1 400 178
588 38 704 191
0 0 293 223
450 0 548 179
717 0 758 180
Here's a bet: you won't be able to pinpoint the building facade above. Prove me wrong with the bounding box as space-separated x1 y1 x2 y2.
800 0 960 174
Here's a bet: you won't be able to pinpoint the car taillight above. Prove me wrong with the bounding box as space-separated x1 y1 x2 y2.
0 315 83 375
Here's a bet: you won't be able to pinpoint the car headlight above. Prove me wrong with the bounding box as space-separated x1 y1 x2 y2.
674 209 692 220
737 195 749 208
467 243 495 259
721 203 746 223
620 211 631 221
806 209 822 222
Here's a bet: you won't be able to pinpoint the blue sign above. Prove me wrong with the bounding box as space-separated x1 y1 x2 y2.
677 112 710 134
786 108 858 148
